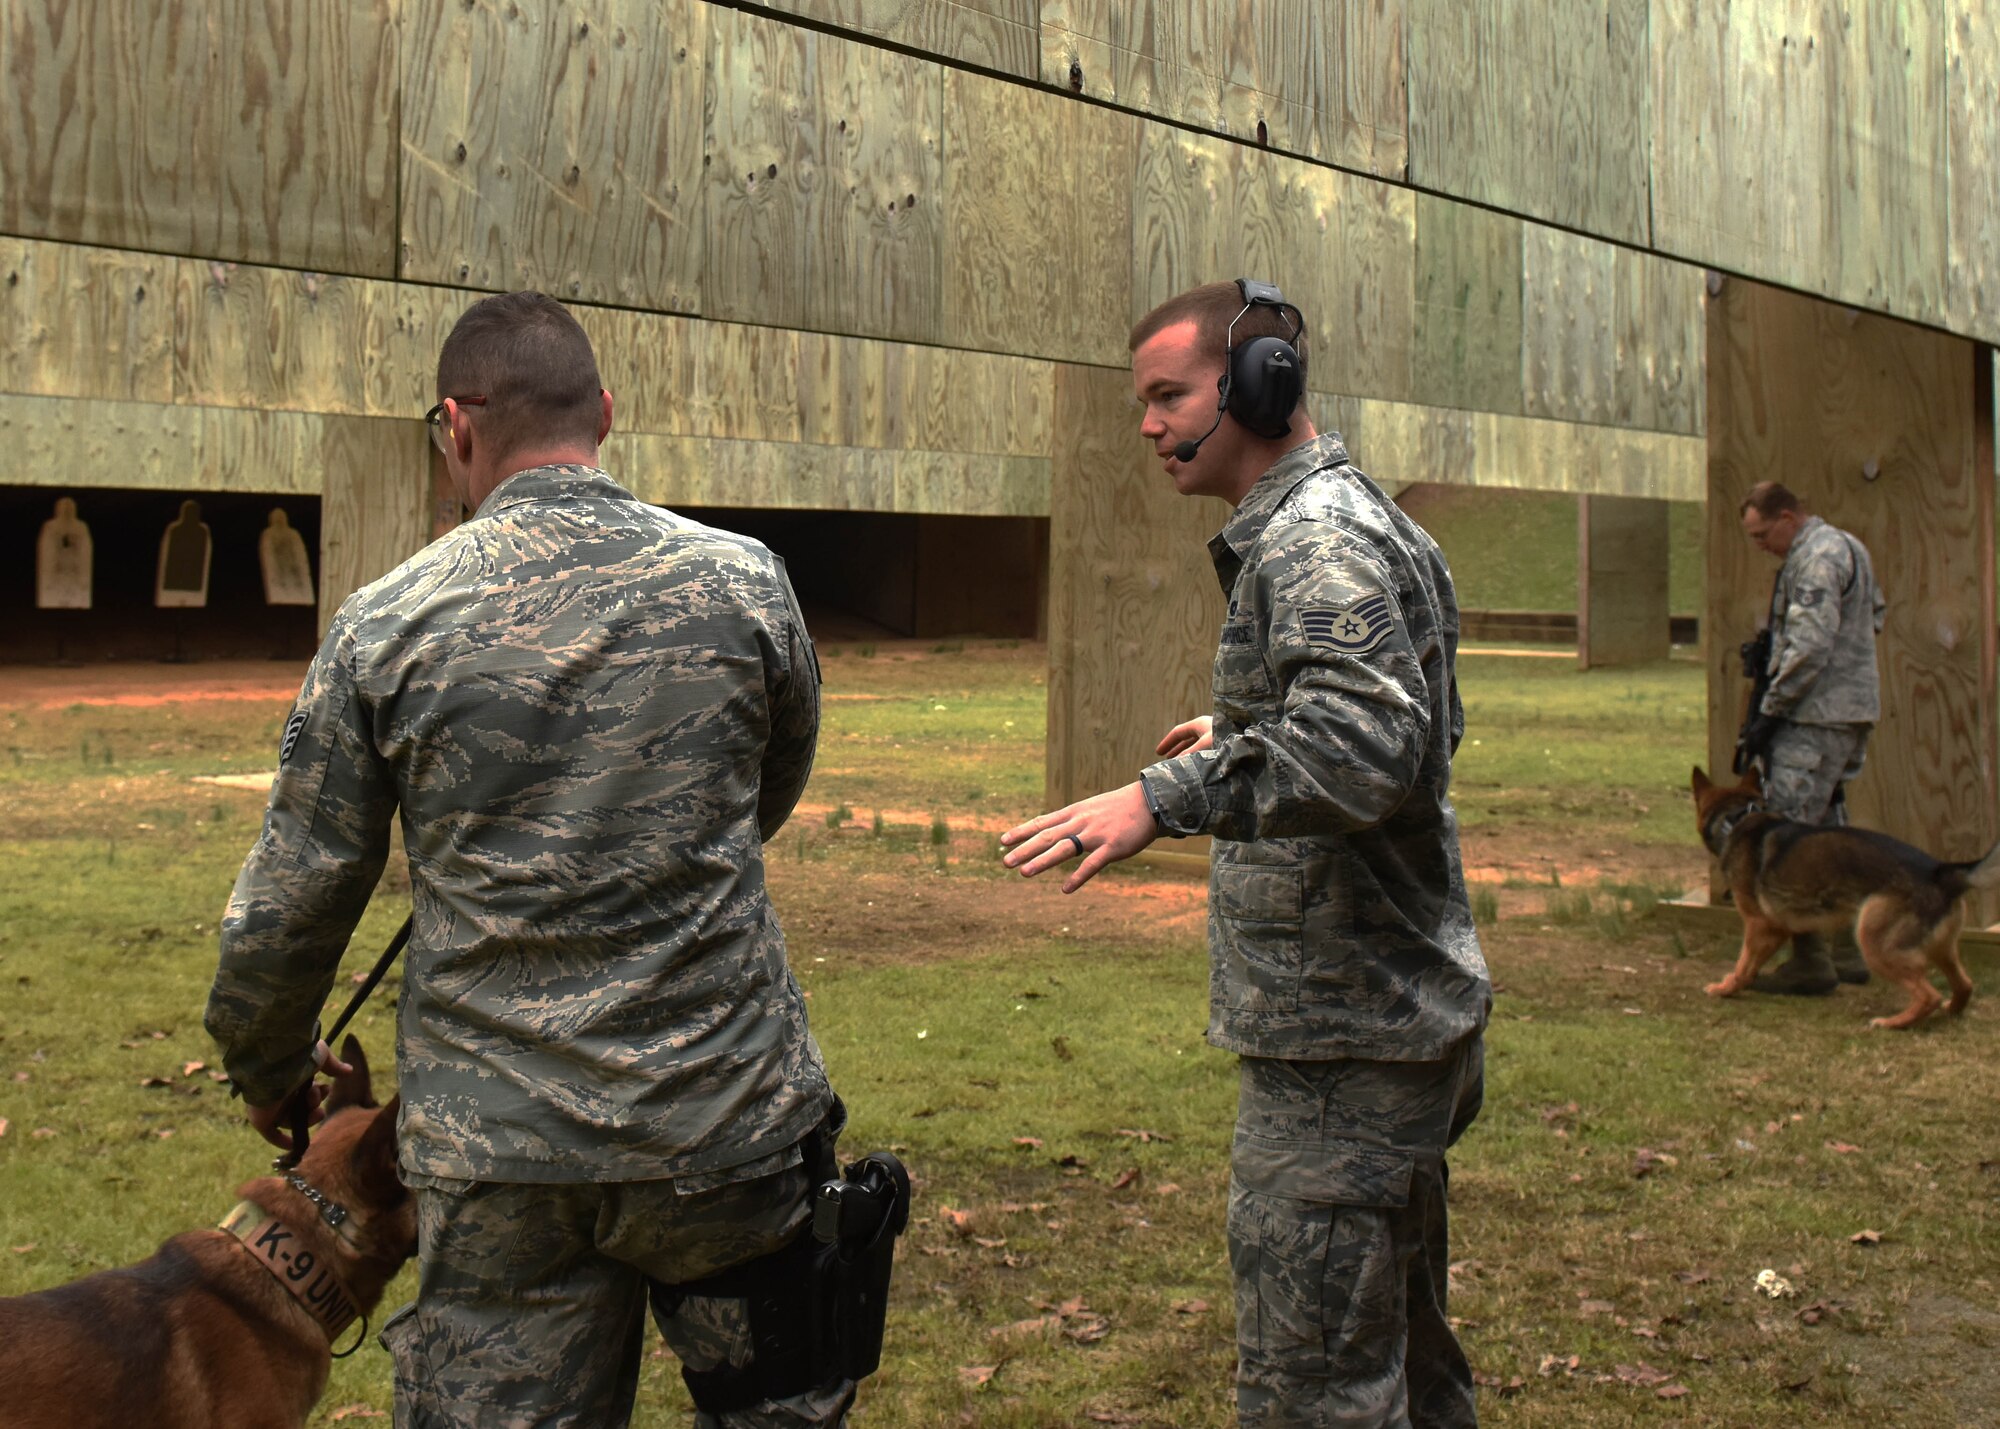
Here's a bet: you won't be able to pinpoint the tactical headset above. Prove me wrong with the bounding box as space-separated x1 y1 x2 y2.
1173 278 1308 463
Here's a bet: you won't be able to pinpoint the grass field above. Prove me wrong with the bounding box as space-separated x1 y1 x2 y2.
3 644 1996 1427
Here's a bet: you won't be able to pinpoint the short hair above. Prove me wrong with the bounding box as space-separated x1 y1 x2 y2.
436 292 603 460
1740 482 1803 519
1129 281 1309 383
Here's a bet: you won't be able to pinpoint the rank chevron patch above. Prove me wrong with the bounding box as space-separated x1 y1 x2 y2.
1300 594 1395 655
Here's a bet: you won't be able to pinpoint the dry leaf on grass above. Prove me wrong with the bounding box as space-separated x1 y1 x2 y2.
1633 1147 1678 1178
1538 1353 1581 1377
973 1236 1007 1250
1755 1269 1796 1298
1613 1362 1673 1386
10 1244 35 1253
937 1206 974 1235
181 1060 205 1077
958 1364 997 1387
1172 1298 1210 1315
139 1076 171 1088
1849 1228 1882 1246
1154 1182 1181 1196
0 1118 9 1139
1012 1136 1043 1149
1579 1298 1616 1315
31 1127 55 1139
329 1407 385 1421
1114 1128 1170 1143
1656 1384 1689 1399
1825 1140 1862 1154
1110 1168 1140 1190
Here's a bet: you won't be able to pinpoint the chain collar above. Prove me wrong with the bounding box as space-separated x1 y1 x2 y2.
284 1171 350 1229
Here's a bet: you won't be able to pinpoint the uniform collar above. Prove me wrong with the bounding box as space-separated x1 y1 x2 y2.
476 464 635 517
1208 433 1353 583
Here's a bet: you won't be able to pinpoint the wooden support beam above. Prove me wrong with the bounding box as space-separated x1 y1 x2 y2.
1578 493 1669 668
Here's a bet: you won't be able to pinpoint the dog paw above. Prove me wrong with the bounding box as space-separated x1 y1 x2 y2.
1704 979 1739 998
1866 1017 1908 1031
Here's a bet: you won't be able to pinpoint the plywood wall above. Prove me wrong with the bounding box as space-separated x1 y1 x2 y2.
1705 278 1995 887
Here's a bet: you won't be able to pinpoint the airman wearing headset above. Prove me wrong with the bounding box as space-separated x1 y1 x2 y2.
1003 280 1492 1428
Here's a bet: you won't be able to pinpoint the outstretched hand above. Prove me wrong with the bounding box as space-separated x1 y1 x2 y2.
245 1039 355 1152
1156 715 1215 759
999 782 1158 893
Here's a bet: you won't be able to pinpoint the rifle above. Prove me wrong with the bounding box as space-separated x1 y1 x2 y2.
1732 627 1775 775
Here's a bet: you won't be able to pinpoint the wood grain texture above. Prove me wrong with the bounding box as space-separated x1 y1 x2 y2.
607 432 1048 515
703 9 941 342
1040 0 1407 180
1578 494 1669 668
0 238 172 403
1522 226 1616 427
1945 0 2000 343
1411 194 1522 417
1045 360 1225 810
1407 0 1649 245
757 0 1039 79
318 416 434 629
940 71 1134 368
1134 123 1413 401
400 0 705 308
173 259 373 414
1705 277 1993 896
1611 246 1706 436
0 0 396 275
1653 0 1949 332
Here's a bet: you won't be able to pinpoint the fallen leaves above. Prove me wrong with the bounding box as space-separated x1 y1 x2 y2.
1011 1136 1043 1149
957 1364 997 1387
937 1206 975 1236
1632 1147 1679 1178
1110 1168 1140 1191
1825 1140 1862 1155
0 1118 8 1139
1113 1128 1170 1143
1755 1269 1797 1299
1849 1228 1883 1246
986 1296 1112 1346
328 1407 385 1421
1171 1298 1210 1315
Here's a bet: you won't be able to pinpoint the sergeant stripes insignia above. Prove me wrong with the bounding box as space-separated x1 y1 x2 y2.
1300 594 1395 655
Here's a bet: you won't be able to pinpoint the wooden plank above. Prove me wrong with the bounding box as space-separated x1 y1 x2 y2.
572 304 697 439
1133 122 1413 402
703 10 942 343
608 432 1049 517
0 392 408 498
754 0 1039 80
1411 193 1523 416
0 238 172 403
1705 276 1994 912
1039 0 1407 180
173 259 373 415
363 282 470 420
1578 494 1669 668
1611 247 1706 436
400 0 706 308
940 70 1133 368
1407 0 1649 246
1522 225 1616 426
317 417 434 630
207 0 398 276
1946 0 2000 344
1045 360 1224 809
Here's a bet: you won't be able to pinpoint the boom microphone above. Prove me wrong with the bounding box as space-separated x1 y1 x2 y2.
1173 406 1226 463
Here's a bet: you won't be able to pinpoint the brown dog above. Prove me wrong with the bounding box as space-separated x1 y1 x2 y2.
0 1040 414 1428
1692 766 1990 1029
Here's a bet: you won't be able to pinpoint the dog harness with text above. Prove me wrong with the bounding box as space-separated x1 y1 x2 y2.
218 1200 361 1342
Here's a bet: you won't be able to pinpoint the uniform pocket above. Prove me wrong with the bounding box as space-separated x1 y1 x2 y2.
1228 1179 1399 1381
1214 861 1304 1013
380 1301 450 1429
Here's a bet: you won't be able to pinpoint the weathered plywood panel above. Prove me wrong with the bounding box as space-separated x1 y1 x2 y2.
401 0 705 308
1612 248 1706 436
319 418 434 629
1653 0 1949 333
1522 226 1616 426
1946 0 2000 343
1046 360 1224 810
0 1 396 275
573 304 698 439
1040 0 1407 180
759 0 1039 79
610 432 1048 516
1407 0 1649 246
0 238 172 403
1579 493 1669 668
1134 124 1413 402
1411 194 1523 416
703 10 941 342
1706 278 1993 890
940 71 1133 368
174 260 373 415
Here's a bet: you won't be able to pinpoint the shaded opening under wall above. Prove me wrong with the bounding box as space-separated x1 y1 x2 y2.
686 508 1048 643
0 486 322 664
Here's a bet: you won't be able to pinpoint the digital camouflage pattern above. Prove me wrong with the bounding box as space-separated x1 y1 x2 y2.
1761 721 1868 826
1230 1041 1483 1428
381 1158 852 1427
1140 433 1491 1062
1760 515 1885 726
207 464 831 1184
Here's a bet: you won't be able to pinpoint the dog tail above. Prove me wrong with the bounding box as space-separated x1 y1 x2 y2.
1939 841 2000 896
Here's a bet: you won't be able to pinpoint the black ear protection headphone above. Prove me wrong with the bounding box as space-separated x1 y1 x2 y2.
1174 278 1307 463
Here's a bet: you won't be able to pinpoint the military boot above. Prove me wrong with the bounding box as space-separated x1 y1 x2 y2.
1749 933 1839 996
1830 930 1870 985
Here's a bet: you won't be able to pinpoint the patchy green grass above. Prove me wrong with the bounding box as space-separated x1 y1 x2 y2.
4 646 1997 1427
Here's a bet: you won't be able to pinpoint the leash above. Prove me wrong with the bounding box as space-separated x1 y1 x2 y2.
277 915 413 1170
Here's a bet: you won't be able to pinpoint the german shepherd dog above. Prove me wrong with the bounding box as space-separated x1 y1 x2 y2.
0 1040 414 1428
1692 766 1990 1029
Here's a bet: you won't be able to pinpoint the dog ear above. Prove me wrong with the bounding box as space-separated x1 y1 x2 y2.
325 1037 376 1113
1691 766 1710 795
348 1095 402 1204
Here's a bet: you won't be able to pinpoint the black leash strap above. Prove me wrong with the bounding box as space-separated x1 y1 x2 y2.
276 915 413 1170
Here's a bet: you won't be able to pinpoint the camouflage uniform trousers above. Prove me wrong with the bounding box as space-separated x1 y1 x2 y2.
1230 1035 1484 1428
1762 721 1870 826
380 1157 854 1428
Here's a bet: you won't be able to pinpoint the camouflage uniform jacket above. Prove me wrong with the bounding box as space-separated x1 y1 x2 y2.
1140 435 1491 1062
206 465 832 1184
1760 515 1885 726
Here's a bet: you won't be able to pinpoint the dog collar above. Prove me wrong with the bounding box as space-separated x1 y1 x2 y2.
219 1199 364 1348
1709 801 1762 847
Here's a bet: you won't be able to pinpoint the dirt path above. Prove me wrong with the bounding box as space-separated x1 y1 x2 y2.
0 660 306 710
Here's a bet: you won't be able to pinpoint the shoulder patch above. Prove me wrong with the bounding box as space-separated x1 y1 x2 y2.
1794 586 1825 609
279 709 308 765
1300 594 1395 656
